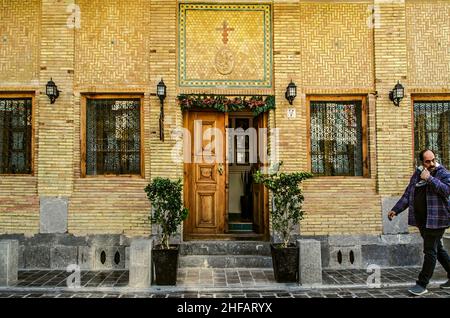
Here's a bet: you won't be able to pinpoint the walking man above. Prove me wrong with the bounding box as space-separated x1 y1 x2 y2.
388 149 450 296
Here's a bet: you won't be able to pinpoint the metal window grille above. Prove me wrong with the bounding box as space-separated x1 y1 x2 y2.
310 101 363 176
86 99 141 175
0 98 32 174
414 101 450 168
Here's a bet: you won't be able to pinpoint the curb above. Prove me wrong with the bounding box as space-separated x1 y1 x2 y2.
0 280 447 294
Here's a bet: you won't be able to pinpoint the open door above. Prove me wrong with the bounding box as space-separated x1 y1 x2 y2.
184 111 227 239
252 113 269 238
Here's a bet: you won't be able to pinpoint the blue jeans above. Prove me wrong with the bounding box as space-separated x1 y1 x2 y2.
417 227 450 288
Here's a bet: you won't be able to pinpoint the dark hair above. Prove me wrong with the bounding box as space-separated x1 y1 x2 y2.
419 149 435 162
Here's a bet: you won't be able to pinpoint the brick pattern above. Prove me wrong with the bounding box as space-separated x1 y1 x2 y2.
149 0 183 181
301 178 382 236
406 2 450 90
299 3 374 89
0 177 39 234
274 3 379 235
374 1 412 196
0 0 40 234
69 0 153 235
68 179 150 236
0 0 40 85
1 1 450 237
37 0 75 196
75 0 151 87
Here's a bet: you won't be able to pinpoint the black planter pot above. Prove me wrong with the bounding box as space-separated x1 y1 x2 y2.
152 245 179 285
270 243 298 283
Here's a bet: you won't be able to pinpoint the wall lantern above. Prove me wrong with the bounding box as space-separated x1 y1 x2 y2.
389 81 404 107
157 78 167 142
285 80 297 105
46 78 60 104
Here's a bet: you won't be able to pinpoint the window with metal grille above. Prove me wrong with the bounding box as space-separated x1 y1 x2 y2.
85 98 141 175
310 99 365 176
0 98 32 174
413 100 450 168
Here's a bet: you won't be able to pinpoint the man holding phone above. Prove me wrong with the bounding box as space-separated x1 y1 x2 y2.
388 149 450 296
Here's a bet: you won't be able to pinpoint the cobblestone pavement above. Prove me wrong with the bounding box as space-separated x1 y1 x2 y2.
0 287 449 298
0 267 448 298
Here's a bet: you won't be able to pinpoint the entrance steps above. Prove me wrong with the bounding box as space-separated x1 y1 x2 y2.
179 241 272 268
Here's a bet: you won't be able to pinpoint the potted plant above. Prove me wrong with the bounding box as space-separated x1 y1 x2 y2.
144 177 189 285
253 162 313 282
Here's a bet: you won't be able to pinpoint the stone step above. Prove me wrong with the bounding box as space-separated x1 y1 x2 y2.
179 241 271 256
179 255 273 268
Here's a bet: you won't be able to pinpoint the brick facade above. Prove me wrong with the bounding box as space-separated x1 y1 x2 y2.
0 0 448 237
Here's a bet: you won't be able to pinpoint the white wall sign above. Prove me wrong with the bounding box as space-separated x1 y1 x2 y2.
287 108 296 119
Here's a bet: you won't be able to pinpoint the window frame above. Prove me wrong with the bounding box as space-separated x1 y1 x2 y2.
80 94 145 178
411 94 450 167
0 92 35 176
306 95 369 178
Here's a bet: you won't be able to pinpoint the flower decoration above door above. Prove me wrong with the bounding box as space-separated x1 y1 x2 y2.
178 94 275 117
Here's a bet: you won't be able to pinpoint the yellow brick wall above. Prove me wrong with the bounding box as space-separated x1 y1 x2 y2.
0 177 39 234
149 0 183 181
38 0 75 196
406 1 450 91
0 0 41 85
374 0 411 196
74 0 151 87
0 0 40 234
70 0 155 236
274 2 381 235
1 1 449 237
299 3 374 89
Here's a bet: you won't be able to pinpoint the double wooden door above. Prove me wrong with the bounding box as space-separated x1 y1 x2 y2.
183 110 268 240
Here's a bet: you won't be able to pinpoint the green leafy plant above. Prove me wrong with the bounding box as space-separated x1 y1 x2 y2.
144 178 189 249
177 94 275 116
253 162 313 248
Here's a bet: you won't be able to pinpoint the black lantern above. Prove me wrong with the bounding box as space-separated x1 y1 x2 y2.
46 78 60 104
157 79 166 141
157 78 166 104
389 81 404 106
285 80 297 105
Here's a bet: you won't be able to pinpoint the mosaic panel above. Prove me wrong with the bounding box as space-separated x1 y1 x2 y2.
179 3 272 88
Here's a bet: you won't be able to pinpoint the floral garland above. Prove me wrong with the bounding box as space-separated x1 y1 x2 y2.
177 94 275 117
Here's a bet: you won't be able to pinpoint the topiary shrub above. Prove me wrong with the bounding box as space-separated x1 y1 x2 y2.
144 177 189 249
253 162 313 248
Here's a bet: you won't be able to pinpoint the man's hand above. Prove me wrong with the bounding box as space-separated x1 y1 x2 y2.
388 211 396 221
420 168 431 181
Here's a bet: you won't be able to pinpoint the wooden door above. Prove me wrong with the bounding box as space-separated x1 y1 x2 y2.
184 111 227 238
252 113 269 238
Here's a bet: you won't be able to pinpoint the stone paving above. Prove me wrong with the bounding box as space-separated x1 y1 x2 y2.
0 267 448 298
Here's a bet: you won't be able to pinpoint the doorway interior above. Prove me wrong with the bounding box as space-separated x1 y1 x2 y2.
227 112 256 234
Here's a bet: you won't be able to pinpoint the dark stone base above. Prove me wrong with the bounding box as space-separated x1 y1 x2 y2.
297 234 424 269
0 234 136 270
